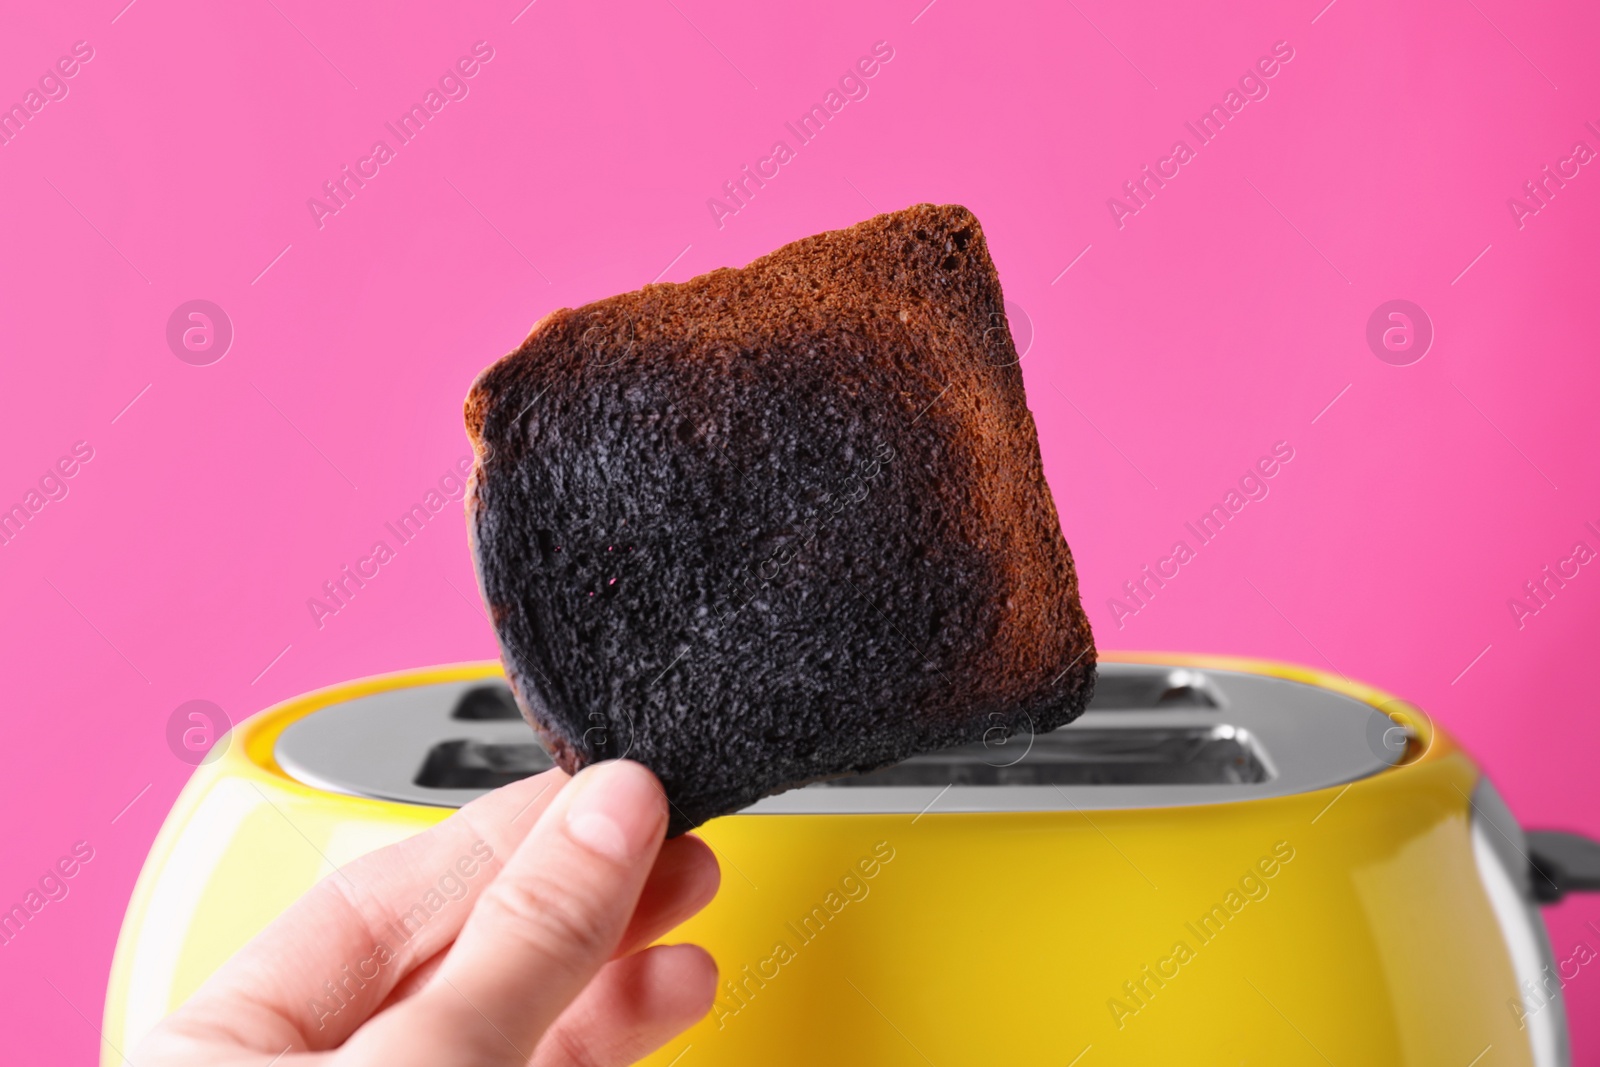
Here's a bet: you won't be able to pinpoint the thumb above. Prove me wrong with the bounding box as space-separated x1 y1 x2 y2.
364 760 670 1065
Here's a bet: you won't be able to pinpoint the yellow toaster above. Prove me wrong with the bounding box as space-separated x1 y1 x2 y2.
104 653 1597 1065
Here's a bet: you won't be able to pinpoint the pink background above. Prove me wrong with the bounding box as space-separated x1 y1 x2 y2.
2 0 1598 1060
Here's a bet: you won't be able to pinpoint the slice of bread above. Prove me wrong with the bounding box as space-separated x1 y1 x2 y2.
465 204 1095 833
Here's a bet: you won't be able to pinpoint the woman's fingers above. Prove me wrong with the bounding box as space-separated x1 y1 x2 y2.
529 943 718 1067
372 831 720 1014
163 768 569 1053
365 760 671 1066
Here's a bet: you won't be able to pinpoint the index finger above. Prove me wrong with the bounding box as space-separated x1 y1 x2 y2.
371 760 670 1066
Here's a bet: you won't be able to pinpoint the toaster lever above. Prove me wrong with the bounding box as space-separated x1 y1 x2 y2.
1526 830 1600 904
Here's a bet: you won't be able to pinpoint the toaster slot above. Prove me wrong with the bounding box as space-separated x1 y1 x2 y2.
819 725 1268 787
1084 668 1219 710
451 684 523 720
415 740 555 789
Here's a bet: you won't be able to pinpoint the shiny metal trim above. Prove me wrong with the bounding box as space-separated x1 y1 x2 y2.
275 661 1399 813
1470 778 1570 1067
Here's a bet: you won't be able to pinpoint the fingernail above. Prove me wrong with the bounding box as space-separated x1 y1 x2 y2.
565 761 664 863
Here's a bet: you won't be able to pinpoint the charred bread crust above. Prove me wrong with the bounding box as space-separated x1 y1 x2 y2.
465 204 1095 833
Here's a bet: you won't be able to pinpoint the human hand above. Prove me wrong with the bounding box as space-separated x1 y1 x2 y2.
136 760 721 1066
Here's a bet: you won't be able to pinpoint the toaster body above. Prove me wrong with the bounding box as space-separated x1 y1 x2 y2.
104 654 1571 1065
